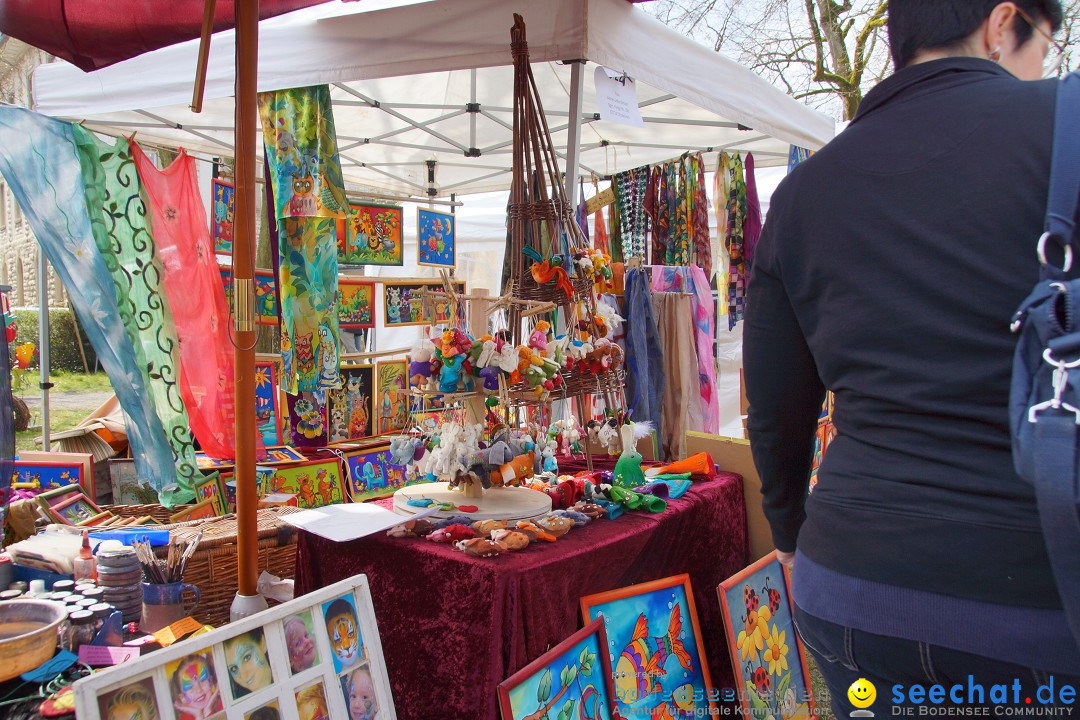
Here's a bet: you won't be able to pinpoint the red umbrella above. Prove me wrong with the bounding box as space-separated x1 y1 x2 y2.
0 0 329 72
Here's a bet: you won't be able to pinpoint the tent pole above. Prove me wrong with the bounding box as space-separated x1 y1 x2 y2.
37 250 50 451
563 60 585 210
230 0 267 620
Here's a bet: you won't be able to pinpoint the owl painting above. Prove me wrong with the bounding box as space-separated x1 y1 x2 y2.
289 172 317 216
295 332 316 383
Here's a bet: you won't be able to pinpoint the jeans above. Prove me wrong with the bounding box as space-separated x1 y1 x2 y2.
794 605 1080 719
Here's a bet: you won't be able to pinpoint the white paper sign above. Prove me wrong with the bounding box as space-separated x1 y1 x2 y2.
280 502 437 542
594 66 644 128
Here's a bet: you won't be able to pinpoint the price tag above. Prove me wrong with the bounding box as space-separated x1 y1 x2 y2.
79 645 140 666
585 187 615 215
594 67 644 128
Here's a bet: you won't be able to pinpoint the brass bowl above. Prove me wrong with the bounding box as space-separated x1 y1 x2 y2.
0 599 67 682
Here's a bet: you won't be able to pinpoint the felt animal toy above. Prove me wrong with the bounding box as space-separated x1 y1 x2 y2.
597 419 620 455
554 509 591 527
456 538 503 557
529 320 551 353
431 514 476 530
409 341 435 390
536 513 574 537
614 423 648 489
472 519 507 536
515 520 556 543
426 524 477 543
390 436 424 467
573 502 607 520
491 529 530 551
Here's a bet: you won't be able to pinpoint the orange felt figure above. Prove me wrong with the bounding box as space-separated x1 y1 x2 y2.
647 452 715 479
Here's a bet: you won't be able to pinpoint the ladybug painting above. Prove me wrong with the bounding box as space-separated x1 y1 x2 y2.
743 585 760 614
752 666 772 695
763 577 782 614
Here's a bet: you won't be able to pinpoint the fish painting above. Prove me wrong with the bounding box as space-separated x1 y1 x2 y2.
613 606 692 703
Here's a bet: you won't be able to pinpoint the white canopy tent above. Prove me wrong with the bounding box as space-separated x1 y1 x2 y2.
33 0 833 200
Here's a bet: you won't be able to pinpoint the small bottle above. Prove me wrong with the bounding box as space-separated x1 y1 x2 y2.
28 580 48 598
73 531 97 583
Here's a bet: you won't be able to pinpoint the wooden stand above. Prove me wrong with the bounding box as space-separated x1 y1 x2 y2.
393 483 552 521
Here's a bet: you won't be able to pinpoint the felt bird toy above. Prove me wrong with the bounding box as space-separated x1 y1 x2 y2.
613 422 655 489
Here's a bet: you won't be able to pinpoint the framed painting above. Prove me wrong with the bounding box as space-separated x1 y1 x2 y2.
194 473 228 517
260 458 345 510
343 445 414 502
337 202 404 266
382 280 466 328
169 497 219 523
10 460 82 495
255 360 284 446
497 617 617 720
717 553 816 720
375 359 409 435
580 574 717 717
417 207 456 268
16 451 94 497
73 576 395 720
328 364 375 444
196 446 305 471
253 269 279 326
52 493 103 526
109 458 161 505
212 178 235 256
338 278 376 330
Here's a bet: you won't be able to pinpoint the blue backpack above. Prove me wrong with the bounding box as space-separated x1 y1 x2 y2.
1010 71 1080 643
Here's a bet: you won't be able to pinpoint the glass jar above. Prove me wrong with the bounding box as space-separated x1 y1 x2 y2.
64 610 96 651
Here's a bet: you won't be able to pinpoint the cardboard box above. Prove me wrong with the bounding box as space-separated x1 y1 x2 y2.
685 431 773 563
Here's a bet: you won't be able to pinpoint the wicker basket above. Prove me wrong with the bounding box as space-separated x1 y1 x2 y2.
511 272 592 304
151 507 302 627
102 503 192 524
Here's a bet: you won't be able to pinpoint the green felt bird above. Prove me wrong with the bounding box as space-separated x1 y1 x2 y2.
613 422 653 489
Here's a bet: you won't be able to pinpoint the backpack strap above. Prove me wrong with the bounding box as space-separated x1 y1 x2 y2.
1032 71 1080 648
1040 72 1080 278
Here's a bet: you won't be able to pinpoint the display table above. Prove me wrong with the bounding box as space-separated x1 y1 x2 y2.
295 470 749 720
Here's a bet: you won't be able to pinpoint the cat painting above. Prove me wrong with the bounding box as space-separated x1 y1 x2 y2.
295 332 315 385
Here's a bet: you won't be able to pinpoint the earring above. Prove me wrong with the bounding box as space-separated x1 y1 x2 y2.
989 46 1002 62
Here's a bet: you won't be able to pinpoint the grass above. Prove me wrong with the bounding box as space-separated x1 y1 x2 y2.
11 369 113 395
808 656 834 720
15 407 101 452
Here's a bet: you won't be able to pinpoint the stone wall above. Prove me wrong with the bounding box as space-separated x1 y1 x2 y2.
0 38 64 308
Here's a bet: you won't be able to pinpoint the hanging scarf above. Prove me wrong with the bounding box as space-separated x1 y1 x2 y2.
743 153 763 275
714 152 731 321
788 145 813 172
0 290 14 545
644 165 667 265
691 152 711 278
0 108 178 495
576 179 589 243
623 268 664 431
614 167 648 261
72 127 199 503
664 161 686 264
651 265 719 434
131 144 236 460
259 85 346 395
608 189 623 265
723 152 747 329
591 178 610 255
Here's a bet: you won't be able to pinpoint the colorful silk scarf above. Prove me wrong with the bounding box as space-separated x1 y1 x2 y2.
72 127 198 503
691 153 711 278
623 268 663 431
260 85 346 395
743 152 763 275
591 178 610 255
722 152 747 329
651 265 719 434
714 152 731 321
614 167 649 261
577 179 589 243
0 108 178 495
644 165 666 265
131 144 236 460
788 145 813 172
663 161 686 264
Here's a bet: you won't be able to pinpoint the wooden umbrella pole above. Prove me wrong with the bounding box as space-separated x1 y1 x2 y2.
233 0 260 601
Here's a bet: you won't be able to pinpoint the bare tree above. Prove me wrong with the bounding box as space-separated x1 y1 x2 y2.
651 0 1080 121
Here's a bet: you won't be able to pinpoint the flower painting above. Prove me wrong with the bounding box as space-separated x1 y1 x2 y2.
338 203 403 266
580 574 717 718
376 360 409 435
498 618 617 720
417 208 455 268
717 553 816 720
338 278 376 330
212 178 234 256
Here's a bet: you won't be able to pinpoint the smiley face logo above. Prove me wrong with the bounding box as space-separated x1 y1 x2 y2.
848 678 876 712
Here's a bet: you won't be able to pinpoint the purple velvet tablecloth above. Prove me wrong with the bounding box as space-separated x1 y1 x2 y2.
295 471 748 720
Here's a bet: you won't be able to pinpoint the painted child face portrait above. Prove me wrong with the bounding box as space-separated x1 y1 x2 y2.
295 683 331 720
223 630 273 697
322 597 362 671
101 682 159 720
169 653 223 719
285 614 319 674
343 668 378 720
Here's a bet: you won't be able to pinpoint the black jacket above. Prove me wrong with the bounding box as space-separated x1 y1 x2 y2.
744 58 1071 608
